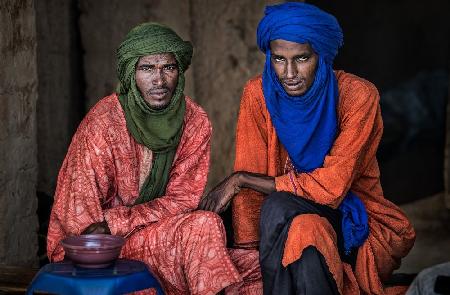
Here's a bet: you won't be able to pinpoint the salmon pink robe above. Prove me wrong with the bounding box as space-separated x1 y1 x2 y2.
232 72 416 295
47 94 261 295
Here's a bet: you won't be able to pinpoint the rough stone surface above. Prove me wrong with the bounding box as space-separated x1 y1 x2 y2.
0 0 39 266
35 0 84 197
189 0 280 188
79 0 194 110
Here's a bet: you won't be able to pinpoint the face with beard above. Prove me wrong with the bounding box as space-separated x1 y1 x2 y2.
270 39 318 96
135 53 179 110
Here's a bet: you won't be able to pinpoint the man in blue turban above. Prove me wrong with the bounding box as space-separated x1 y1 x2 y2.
200 2 415 294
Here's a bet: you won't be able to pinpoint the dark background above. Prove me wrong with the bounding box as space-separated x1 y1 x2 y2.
310 0 449 203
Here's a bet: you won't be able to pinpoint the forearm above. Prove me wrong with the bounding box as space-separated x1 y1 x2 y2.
237 171 276 195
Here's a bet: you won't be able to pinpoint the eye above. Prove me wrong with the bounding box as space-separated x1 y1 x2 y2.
272 56 285 63
139 65 153 72
296 56 309 62
164 64 178 71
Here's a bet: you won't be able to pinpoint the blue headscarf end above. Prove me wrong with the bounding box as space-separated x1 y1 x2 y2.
339 191 370 254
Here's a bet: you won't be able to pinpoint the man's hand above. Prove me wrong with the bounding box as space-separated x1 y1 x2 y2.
198 172 242 213
81 221 111 235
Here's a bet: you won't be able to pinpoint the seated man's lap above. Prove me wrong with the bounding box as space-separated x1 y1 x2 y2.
122 210 226 257
120 211 240 291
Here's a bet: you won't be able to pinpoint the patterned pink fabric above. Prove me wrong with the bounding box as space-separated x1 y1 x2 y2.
47 94 261 294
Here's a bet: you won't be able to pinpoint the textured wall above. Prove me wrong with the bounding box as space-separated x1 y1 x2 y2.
35 0 84 197
189 0 280 188
0 0 39 266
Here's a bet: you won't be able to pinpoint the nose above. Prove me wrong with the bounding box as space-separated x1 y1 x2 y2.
152 69 165 86
285 61 297 79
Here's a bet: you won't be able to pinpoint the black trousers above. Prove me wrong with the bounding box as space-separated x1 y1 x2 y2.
259 191 357 295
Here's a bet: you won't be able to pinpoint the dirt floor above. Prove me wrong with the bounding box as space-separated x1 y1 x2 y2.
398 192 450 273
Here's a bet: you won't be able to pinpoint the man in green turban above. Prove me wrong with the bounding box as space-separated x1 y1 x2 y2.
47 23 262 294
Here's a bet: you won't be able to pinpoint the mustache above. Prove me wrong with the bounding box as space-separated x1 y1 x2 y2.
146 87 169 94
281 78 304 84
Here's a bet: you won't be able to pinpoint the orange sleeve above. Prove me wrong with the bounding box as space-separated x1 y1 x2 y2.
234 79 269 174
275 80 383 208
47 118 112 261
232 79 269 246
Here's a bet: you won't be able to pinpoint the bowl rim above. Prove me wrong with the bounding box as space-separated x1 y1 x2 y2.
60 234 125 251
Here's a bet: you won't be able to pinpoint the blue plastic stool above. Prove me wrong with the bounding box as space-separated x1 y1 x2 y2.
27 259 164 295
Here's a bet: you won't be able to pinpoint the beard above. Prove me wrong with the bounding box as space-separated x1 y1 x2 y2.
141 87 172 110
148 102 170 110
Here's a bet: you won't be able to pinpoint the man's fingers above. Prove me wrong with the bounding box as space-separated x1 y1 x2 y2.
212 201 221 213
207 198 216 212
222 200 232 212
199 192 225 212
213 198 225 213
198 196 207 209
216 198 231 214
199 193 212 209
215 195 230 213
202 197 212 211
90 225 101 234
83 224 97 234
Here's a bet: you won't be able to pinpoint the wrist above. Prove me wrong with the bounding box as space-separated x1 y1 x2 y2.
233 171 247 188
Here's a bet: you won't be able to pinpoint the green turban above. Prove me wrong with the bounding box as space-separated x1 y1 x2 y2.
116 22 193 205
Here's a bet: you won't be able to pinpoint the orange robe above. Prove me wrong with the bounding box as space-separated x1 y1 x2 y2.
47 94 261 295
232 71 416 294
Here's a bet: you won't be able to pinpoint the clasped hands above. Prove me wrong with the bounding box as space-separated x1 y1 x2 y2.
82 220 111 235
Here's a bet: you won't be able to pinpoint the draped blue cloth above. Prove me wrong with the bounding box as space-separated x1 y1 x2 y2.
257 2 368 254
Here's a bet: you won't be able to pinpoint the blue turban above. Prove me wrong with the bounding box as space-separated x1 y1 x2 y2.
257 2 343 64
257 2 368 254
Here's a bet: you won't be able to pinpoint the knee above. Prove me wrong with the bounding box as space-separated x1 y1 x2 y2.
261 191 297 219
186 210 224 229
262 191 293 211
291 214 333 235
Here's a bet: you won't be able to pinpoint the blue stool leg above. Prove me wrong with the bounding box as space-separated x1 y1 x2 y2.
148 274 164 295
154 283 164 295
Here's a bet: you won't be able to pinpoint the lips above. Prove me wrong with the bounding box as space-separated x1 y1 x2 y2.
147 88 169 99
148 88 168 95
283 80 304 91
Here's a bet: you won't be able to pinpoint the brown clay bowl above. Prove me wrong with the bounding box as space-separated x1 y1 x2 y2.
61 234 125 268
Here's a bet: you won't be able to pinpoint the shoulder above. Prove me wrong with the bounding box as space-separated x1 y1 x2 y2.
74 93 125 143
335 71 380 115
242 75 264 101
240 74 267 111
243 75 263 92
84 93 124 125
184 96 212 135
